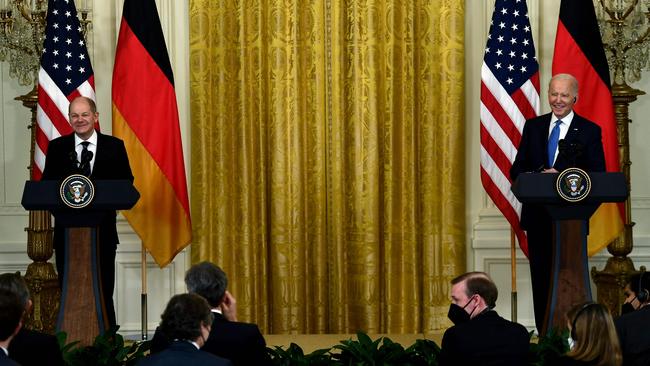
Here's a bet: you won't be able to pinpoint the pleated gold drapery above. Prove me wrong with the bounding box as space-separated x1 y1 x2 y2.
189 0 465 334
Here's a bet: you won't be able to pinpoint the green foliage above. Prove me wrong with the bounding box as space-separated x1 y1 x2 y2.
267 343 331 366
57 327 151 366
528 328 570 366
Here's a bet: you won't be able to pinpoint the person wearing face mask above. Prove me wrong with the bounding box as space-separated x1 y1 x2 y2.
439 272 529 366
137 293 232 366
614 271 650 366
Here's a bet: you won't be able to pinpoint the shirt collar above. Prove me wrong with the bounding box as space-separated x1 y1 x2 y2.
551 110 574 125
75 130 98 146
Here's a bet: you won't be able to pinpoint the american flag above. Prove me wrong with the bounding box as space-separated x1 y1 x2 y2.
34 0 95 180
480 0 540 256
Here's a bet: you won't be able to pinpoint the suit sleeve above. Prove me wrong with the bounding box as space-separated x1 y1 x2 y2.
114 139 134 182
510 122 532 181
586 124 606 172
41 139 69 180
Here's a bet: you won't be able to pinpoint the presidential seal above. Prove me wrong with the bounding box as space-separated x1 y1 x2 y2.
59 174 95 208
556 168 591 202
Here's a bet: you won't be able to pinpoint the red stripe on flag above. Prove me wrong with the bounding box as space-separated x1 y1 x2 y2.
481 82 523 147
38 86 73 137
480 124 513 183
480 168 528 254
112 20 189 214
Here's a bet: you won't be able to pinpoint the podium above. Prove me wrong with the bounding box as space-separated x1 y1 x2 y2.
21 178 139 345
512 171 627 334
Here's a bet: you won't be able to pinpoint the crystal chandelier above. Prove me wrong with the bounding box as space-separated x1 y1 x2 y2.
596 0 650 85
0 0 90 87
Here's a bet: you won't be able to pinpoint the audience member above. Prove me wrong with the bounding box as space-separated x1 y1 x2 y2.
557 302 622 366
137 293 232 366
0 272 64 366
151 262 270 365
0 288 23 366
615 272 650 366
439 271 529 366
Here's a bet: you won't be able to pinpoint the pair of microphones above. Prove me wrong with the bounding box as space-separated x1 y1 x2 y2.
68 149 93 176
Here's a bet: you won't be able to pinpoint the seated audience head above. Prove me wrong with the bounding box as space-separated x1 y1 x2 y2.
448 271 497 324
622 271 650 314
0 273 31 313
159 293 213 348
184 262 228 308
0 288 23 345
566 302 622 366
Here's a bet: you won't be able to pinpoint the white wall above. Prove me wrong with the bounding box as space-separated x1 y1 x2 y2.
466 0 650 330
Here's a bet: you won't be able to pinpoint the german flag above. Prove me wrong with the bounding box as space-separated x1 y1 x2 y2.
112 0 191 267
552 0 624 256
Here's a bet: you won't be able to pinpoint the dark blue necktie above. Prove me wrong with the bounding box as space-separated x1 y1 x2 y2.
547 120 562 167
80 141 92 177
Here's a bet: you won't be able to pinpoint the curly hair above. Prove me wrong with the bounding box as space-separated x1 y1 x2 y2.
184 262 228 308
159 293 213 342
566 302 622 366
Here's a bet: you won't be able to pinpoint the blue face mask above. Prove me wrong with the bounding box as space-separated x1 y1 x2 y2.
447 296 476 325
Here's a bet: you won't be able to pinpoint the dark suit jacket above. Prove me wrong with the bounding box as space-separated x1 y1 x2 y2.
0 350 20 366
615 307 650 366
136 341 232 366
41 132 134 247
151 312 270 366
439 310 530 366
8 328 64 366
510 112 606 229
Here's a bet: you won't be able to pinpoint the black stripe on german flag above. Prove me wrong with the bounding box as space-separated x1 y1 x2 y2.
121 0 174 86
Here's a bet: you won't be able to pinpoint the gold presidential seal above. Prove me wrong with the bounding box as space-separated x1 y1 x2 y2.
556 168 591 202
59 174 95 208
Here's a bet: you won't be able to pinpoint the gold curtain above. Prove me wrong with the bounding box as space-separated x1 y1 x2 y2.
189 0 465 334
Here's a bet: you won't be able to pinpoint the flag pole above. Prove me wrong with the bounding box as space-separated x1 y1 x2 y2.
141 245 148 340
510 229 517 323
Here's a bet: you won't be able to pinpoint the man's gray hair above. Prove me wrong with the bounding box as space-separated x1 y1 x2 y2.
184 262 228 308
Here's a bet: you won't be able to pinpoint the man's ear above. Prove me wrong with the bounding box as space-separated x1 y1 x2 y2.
25 299 33 314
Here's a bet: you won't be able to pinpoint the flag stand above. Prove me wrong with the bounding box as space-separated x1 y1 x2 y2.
141 245 148 340
510 229 517 323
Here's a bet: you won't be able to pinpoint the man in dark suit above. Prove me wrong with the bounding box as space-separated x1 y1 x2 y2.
0 273 63 366
510 73 606 332
151 262 270 365
439 272 529 365
41 96 134 328
615 271 650 366
0 288 23 366
137 293 232 366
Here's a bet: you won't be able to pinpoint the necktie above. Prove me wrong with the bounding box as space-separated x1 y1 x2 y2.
80 141 92 177
547 120 562 167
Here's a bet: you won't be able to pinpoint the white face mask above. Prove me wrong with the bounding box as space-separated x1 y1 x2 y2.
567 336 575 350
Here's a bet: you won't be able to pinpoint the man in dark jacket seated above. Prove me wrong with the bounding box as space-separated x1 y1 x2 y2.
151 262 270 365
137 293 231 366
615 271 650 366
0 272 64 366
439 271 530 366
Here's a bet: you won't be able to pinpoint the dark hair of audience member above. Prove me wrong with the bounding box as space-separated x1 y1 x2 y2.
159 293 213 341
184 262 228 308
566 302 622 366
0 288 23 341
0 273 30 309
451 272 497 309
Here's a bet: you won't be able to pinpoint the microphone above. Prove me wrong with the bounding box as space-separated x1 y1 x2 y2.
558 139 583 167
68 150 79 170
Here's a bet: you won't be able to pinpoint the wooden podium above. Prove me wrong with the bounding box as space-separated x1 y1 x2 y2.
512 171 627 334
21 178 139 345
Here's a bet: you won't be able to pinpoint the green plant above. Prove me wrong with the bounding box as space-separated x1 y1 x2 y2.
267 343 331 366
331 332 425 366
57 326 151 366
528 328 570 366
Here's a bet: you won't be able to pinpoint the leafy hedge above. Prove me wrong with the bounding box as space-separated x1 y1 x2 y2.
56 327 569 366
